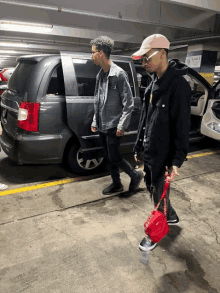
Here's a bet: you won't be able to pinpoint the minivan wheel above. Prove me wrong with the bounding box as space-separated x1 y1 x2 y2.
67 144 104 174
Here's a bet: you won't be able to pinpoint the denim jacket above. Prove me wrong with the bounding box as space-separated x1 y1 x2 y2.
91 61 134 131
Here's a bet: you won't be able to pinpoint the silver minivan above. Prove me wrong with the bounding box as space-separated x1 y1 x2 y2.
0 52 143 174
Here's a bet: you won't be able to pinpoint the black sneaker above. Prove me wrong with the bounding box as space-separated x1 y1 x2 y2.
129 170 144 192
139 235 157 251
102 183 124 195
167 215 179 225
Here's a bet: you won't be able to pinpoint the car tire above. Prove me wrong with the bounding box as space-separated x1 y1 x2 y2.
203 136 220 148
67 143 105 175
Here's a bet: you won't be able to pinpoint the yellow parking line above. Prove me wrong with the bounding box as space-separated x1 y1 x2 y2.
0 177 89 197
187 150 220 159
0 149 219 197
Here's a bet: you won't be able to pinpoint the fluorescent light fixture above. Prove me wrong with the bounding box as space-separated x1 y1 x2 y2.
1 21 53 33
0 42 29 48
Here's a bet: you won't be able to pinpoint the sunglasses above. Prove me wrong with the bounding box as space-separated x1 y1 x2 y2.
140 50 160 63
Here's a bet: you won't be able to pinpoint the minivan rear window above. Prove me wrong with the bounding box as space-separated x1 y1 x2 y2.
7 60 36 95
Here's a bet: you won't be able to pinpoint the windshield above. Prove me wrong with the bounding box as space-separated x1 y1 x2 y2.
7 60 37 95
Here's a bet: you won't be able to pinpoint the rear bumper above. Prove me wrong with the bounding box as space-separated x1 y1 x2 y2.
0 131 66 164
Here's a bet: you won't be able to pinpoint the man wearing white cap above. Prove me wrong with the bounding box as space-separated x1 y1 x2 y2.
132 34 191 251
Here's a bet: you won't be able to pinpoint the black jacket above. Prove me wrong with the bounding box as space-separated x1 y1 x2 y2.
134 59 191 175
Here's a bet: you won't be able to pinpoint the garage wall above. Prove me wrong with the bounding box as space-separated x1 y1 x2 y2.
168 47 188 62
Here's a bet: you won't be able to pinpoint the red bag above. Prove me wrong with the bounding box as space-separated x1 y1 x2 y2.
144 176 171 243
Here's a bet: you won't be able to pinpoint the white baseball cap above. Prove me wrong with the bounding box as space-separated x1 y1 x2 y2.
132 34 170 60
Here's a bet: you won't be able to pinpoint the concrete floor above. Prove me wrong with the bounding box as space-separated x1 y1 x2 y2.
0 142 220 293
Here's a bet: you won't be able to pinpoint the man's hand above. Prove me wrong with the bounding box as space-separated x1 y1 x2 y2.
165 165 179 181
116 129 124 137
91 126 97 132
134 154 142 163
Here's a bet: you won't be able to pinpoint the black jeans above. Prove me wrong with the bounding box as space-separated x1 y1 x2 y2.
99 128 136 184
144 164 177 219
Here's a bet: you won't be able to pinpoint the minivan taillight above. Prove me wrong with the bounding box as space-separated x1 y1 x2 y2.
18 102 40 132
0 69 7 82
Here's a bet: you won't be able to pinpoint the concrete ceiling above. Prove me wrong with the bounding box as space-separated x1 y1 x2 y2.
160 0 220 14
0 0 220 68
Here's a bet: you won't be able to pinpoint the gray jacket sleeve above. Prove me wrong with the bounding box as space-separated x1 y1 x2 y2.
117 71 134 131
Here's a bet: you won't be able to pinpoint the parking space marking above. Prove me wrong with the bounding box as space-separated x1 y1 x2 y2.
0 177 89 197
187 150 220 159
0 149 219 197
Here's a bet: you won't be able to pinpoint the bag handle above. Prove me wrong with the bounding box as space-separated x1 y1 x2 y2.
154 175 171 216
144 175 171 228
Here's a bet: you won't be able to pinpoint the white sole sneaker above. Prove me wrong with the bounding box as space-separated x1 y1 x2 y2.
139 236 157 251
167 221 179 226
167 216 179 225
0 183 8 190
139 243 157 251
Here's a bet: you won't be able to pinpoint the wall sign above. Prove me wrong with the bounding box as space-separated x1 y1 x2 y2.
185 55 202 68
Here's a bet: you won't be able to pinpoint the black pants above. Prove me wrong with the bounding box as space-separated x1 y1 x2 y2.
99 128 136 184
144 164 177 219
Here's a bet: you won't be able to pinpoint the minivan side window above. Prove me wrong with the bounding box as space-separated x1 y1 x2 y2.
73 59 135 97
114 61 135 97
73 59 100 96
47 65 65 95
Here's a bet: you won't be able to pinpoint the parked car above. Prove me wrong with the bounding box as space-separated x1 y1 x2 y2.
0 68 15 85
0 68 14 114
0 68 15 108
0 68 15 113
0 84 7 116
214 66 220 87
0 52 220 174
0 53 142 174
0 84 7 95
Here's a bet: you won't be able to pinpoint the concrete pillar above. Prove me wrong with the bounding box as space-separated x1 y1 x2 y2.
185 44 218 85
